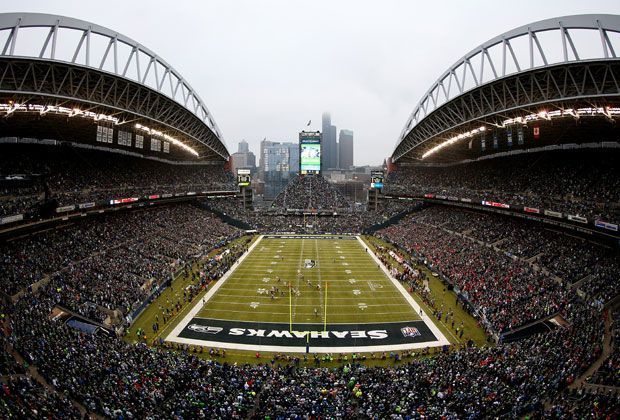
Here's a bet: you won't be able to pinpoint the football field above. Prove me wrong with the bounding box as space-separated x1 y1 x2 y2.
199 235 419 324
166 235 449 353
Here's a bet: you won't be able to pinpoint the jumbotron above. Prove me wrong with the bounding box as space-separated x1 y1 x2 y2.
0 12 618 419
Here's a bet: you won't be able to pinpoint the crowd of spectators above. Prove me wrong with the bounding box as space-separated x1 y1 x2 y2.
271 174 352 210
2 284 613 418
0 376 83 419
587 307 620 388
385 148 620 222
0 156 618 416
406 205 619 295
1 229 258 418
578 262 620 305
206 196 419 234
0 144 236 217
241 213 386 234
375 206 619 333
0 208 616 417
0 203 241 323
255 300 607 417
378 219 568 333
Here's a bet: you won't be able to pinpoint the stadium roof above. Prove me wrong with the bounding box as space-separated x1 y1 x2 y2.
392 14 620 163
0 12 228 161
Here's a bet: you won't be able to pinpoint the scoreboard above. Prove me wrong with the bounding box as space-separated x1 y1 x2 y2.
237 168 251 187
299 131 321 175
370 170 384 189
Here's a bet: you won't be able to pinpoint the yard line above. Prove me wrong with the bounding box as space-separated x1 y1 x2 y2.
212 294 402 300
315 238 325 323
215 287 401 295
204 301 411 308
197 308 418 316
292 238 305 321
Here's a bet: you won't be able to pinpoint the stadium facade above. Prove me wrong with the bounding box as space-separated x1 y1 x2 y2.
0 12 228 161
393 14 620 163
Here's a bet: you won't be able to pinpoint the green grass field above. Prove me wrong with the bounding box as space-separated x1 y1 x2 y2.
126 233 488 366
199 235 421 326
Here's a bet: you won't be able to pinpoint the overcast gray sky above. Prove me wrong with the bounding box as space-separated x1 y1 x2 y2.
3 0 620 165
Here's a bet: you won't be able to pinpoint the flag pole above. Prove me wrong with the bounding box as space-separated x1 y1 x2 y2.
289 282 292 332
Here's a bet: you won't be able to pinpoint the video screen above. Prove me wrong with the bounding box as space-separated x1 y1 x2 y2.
300 143 321 173
371 171 384 189
237 169 251 187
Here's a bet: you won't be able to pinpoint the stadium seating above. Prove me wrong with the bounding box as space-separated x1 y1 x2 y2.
376 206 619 332
0 204 241 322
0 144 236 217
385 149 620 223
1 150 618 418
271 174 352 210
207 195 417 233
3 274 614 417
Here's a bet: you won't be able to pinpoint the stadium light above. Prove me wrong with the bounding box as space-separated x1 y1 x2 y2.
500 106 620 128
424 106 620 159
5 103 19 115
0 103 119 124
135 123 199 156
422 126 486 159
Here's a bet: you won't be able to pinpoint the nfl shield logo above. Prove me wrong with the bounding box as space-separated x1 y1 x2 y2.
401 326 421 338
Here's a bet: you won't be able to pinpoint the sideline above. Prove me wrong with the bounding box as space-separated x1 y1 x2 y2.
356 236 451 347
165 235 265 341
166 235 450 353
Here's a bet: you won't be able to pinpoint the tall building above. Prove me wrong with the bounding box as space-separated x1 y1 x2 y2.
321 112 338 169
338 129 354 169
238 140 249 153
259 140 299 199
231 151 256 172
231 140 255 172
330 125 337 168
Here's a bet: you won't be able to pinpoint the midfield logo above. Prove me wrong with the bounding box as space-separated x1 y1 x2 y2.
400 326 421 338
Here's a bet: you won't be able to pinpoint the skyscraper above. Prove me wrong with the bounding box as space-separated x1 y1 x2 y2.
321 112 338 169
259 139 299 198
329 125 337 168
238 140 249 153
338 129 354 169
231 139 255 172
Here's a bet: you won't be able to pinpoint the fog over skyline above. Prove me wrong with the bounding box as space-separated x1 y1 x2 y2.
2 0 619 165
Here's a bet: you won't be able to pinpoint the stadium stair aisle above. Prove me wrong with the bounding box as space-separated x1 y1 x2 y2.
570 309 613 390
3 341 98 418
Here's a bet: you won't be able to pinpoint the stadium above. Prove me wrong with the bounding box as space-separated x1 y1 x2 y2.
0 8 619 419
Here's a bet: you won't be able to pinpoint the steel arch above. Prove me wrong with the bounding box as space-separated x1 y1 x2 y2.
0 12 227 158
394 14 620 162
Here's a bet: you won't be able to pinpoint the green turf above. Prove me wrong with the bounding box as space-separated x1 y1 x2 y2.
126 233 489 367
199 236 421 326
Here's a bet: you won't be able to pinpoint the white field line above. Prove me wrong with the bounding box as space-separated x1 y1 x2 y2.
203 301 412 308
356 236 450 347
192 308 415 316
166 234 265 341
166 235 451 353
211 294 403 300
195 317 421 325
165 339 445 354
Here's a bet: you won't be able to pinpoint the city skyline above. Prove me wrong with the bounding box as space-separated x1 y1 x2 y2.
235 112 355 170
